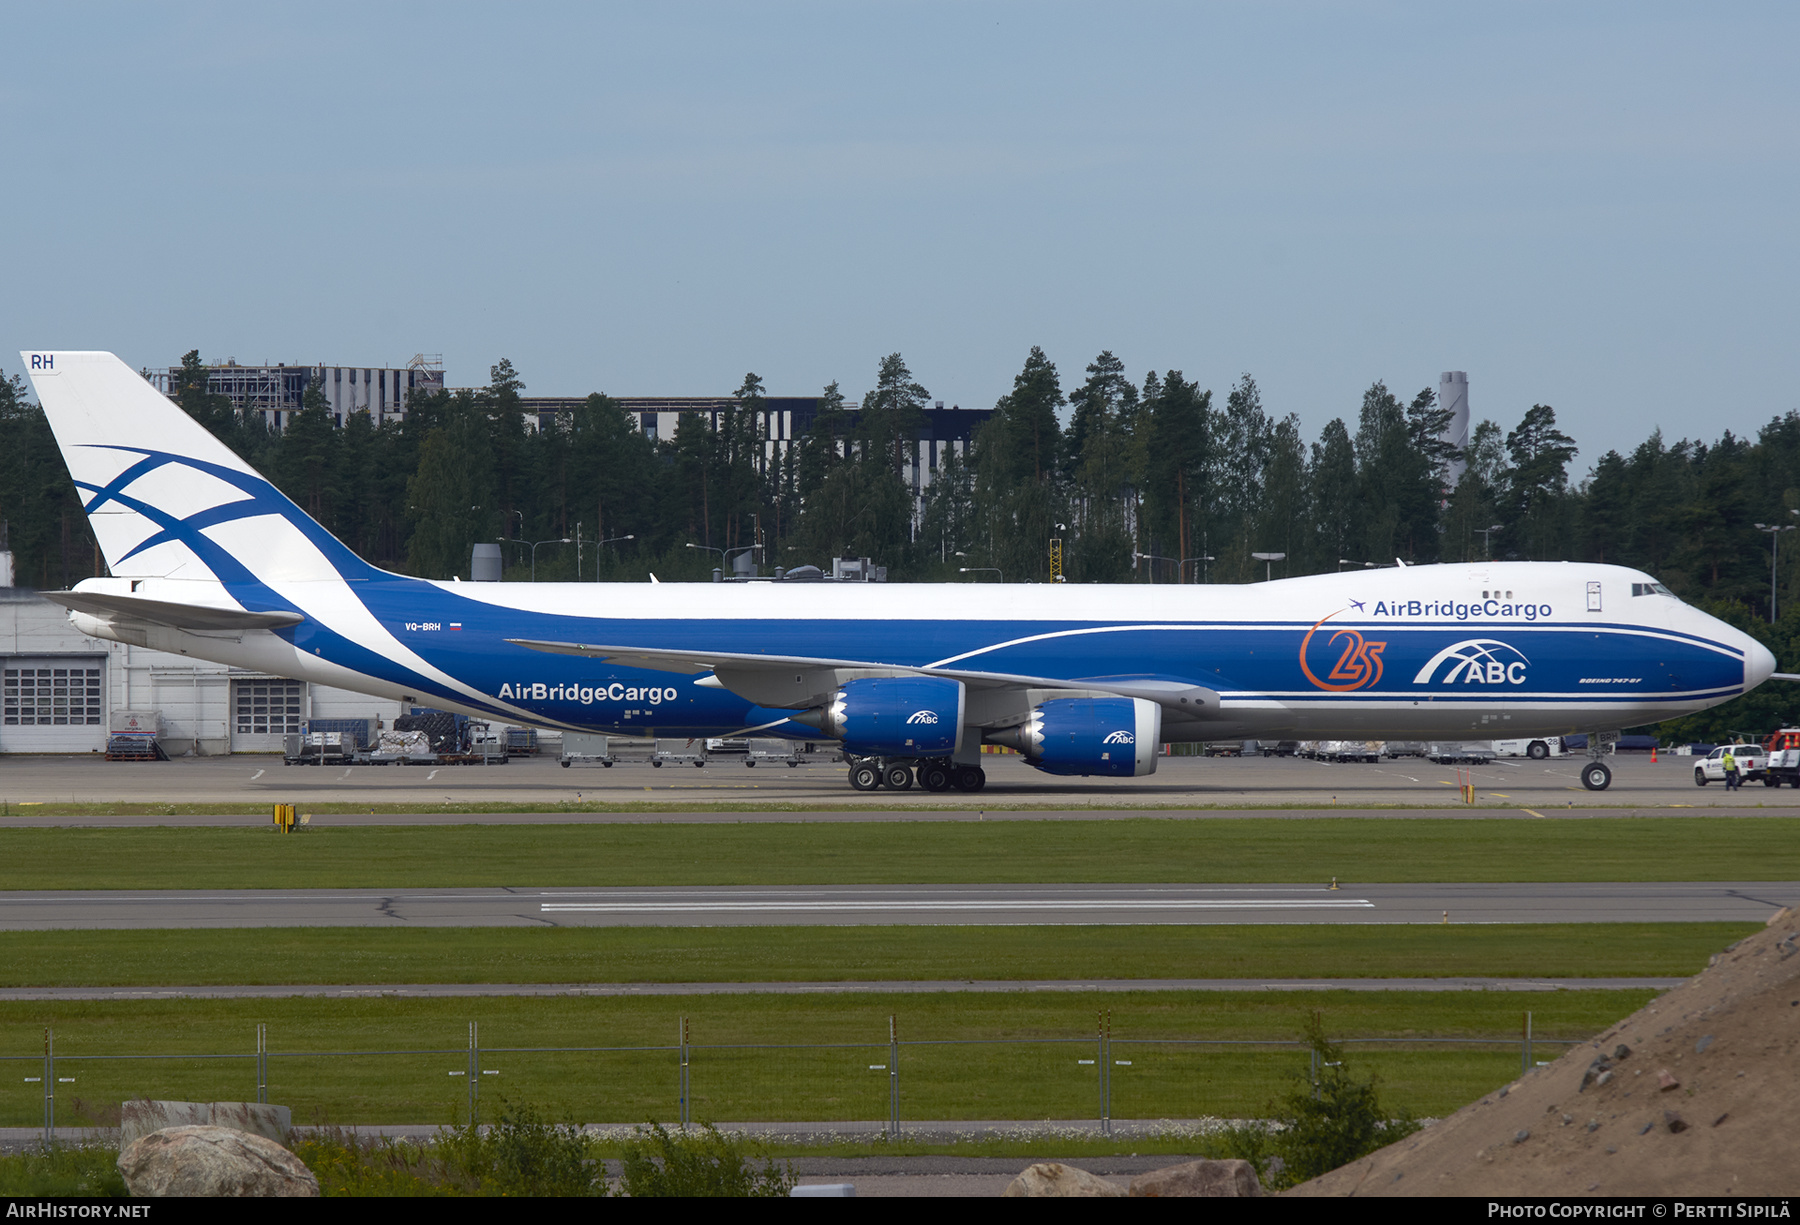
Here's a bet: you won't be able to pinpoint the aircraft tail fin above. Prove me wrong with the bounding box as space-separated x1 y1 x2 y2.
20 350 383 586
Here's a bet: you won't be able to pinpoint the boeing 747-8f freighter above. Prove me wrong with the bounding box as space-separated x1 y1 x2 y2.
21 351 1779 792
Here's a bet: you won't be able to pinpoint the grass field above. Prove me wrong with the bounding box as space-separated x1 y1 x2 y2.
2 817 1796 889
0 922 1754 988
0 989 1647 1126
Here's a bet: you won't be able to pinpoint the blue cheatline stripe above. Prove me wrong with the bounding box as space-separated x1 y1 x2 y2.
1195 692 1739 705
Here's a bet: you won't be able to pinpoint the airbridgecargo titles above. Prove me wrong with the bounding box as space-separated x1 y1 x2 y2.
21 350 1794 794
1369 599 1554 620
497 682 681 705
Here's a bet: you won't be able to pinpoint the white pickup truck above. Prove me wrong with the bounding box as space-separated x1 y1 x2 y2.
1692 744 1768 786
1759 730 1800 789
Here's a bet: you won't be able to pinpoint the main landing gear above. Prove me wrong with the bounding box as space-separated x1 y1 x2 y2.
846 756 984 793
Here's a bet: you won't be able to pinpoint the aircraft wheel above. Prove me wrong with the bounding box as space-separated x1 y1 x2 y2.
745 760 755 767
653 761 662 768
1581 761 1613 791
694 761 705 768
953 765 987 792
1694 769 1707 787
919 762 953 792
1527 740 1550 760
884 763 915 790
848 761 882 791
601 761 612 768
561 760 570 768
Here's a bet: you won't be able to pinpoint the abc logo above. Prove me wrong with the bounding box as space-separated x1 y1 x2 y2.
1412 639 1529 686
905 710 940 725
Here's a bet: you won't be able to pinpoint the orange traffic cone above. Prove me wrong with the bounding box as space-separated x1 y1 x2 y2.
1651 745 1658 763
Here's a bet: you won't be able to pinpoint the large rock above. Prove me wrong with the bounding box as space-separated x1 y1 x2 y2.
117 1125 319 1198
1288 909 1800 1197
1003 1163 1128 1197
120 1100 291 1147
1129 1158 1263 1197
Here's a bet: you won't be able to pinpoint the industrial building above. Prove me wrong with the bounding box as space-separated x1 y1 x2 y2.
147 355 447 430
143 356 988 506
519 395 992 505
145 352 990 516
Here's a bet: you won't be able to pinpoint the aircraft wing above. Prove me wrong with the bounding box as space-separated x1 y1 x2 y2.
41 590 305 631
506 637 1224 720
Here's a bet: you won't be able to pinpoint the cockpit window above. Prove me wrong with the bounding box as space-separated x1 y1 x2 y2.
1631 582 1674 597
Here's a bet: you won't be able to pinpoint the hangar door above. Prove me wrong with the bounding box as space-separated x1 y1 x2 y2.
230 678 304 751
1 656 106 753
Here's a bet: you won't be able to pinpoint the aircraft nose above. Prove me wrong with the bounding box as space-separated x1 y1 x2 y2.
1745 637 1776 689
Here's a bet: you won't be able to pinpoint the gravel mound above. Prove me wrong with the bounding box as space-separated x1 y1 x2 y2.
1289 908 1800 1197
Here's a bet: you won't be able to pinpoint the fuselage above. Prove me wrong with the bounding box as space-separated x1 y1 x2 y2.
65 560 1774 742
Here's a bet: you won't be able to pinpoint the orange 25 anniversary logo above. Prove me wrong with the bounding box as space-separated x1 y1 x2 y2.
1298 612 1387 692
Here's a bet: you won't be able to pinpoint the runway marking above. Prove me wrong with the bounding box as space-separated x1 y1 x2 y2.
337 769 352 781
250 770 264 781
1490 792 1511 798
1520 809 1546 819
539 899 1376 913
426 770 439 780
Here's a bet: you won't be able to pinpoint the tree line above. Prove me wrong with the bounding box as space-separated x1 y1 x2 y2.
4 346 1800 736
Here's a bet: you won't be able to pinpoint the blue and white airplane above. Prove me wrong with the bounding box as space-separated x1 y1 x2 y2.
21 351 1782 793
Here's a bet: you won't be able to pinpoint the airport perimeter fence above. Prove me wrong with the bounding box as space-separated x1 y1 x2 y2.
4 1014 1581 1144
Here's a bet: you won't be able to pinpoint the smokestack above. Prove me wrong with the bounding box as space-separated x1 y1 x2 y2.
1439 371 1470 486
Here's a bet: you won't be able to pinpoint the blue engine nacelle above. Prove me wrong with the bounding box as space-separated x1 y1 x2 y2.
805 676 965 757
986 696 1161 776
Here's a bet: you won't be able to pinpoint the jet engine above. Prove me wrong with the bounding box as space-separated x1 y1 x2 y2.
796 676 965 757
984 696 1161 776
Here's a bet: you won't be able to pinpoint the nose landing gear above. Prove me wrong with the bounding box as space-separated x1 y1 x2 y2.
1579 731 1620 791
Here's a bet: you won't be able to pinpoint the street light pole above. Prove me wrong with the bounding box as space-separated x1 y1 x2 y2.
591 534 635 582
1180 555 1215 583
1754 522 1796 622
495 536 570 582
1474 523 1503 560
1250 552 1287 583
1133 551 1176 582
687 542 760 581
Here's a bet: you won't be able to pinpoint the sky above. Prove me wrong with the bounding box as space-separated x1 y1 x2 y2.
3 2 1795 469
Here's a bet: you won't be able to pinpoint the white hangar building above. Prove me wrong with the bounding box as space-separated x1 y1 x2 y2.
0 584 404 757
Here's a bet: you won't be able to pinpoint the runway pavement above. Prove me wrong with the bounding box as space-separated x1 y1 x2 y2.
5 804 1799 826
0 881 1791 929
4 750 1800 813
3 751 1800 816
0 976 1687 1001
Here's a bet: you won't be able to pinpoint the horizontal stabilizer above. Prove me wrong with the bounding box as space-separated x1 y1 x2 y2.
41 590 304 631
